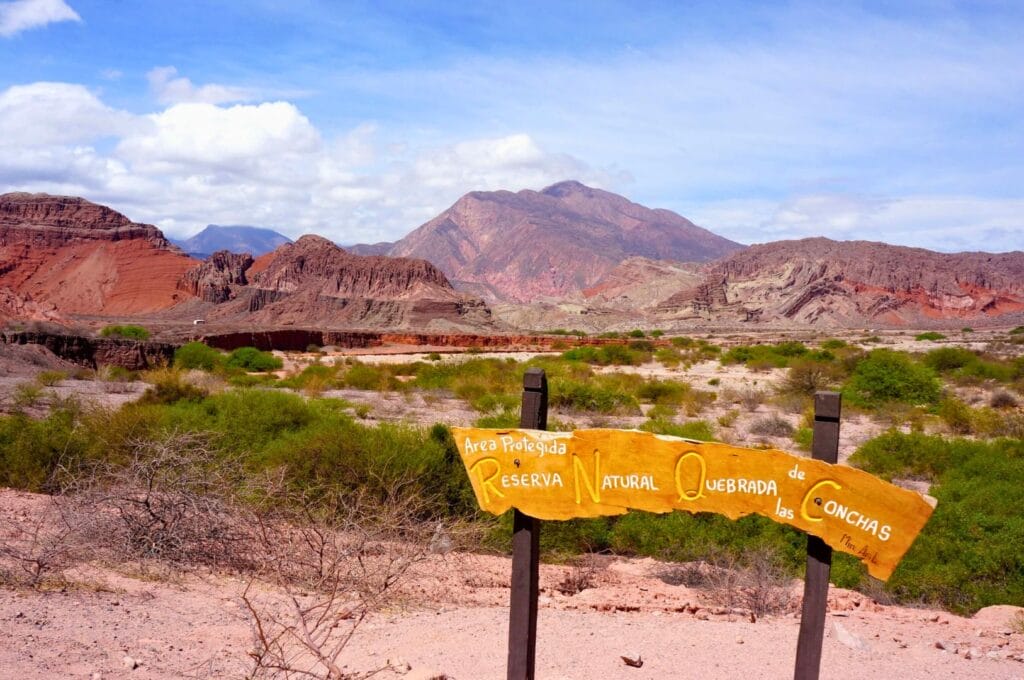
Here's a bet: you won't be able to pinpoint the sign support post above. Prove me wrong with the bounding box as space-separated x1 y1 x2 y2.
507 368 547 680
794 391 842 680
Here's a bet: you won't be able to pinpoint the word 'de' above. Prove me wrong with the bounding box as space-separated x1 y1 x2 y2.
453 427 935 581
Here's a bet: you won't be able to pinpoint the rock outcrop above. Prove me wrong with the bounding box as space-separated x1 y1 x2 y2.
656 238 1024 326
0 193 198 316
177 235 492 331
1 329 176 369
352 180 743 302
177 251 254 303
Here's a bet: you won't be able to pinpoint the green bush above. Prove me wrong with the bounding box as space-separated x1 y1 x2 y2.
721 341 817 369
139 369 208 405
100 324 150 340
914 331 946 341
549 377 639 414
174 342 224 371
923 347 976 372
852 431 1024 613
562 343 649 366
842 349 941 408
225 347 283 372
640 418 715 441
0 409 83 491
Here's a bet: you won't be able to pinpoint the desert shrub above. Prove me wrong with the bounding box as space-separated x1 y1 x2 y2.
654 347 682 367
627 329 646 338
562 343 649 366
226 347 283 372
991 390 1019 409
100 324 150 340
640 418 715 441
782 359 844 395
820 338 847 350
923 347 976 372
915 331 946 341
12 382 43 408
35 370 67 387
339 362 402 391
637 379 690 405
138 368 209 405
427 351 442 361
671 336 695 348
174 341 224 371
721 341 818 369
0 409 83 491
549 378 639 414
851 432 1024 613
792 427 813 451
277 364 337 391
608 511 805 573
938 398 974 435
722 387 769 411
748 414 794 438
842 349 940 408
650 330 664 338
717 409 739 428
849 429 968 481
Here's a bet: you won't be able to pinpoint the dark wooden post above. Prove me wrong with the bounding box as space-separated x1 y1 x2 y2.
794 391 842 680
507 368 547 680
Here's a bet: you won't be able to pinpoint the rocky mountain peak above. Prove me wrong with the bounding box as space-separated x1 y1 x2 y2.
375 181 744 302
539 180 593 198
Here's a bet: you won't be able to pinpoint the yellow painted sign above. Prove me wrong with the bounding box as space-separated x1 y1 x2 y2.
454 427 936 581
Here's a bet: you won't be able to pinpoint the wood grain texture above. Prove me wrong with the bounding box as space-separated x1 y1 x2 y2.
453 427 935 581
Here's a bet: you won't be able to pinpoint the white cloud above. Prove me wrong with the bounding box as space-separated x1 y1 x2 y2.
146 66 253 105
684 195 1024 254
1 76 1017 254
0 0 78 37
117 101 321 173
0 82 133 146
411 133 594 191
0 81 603 244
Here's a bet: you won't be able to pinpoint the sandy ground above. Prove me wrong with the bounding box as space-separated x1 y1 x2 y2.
2 490 1023 679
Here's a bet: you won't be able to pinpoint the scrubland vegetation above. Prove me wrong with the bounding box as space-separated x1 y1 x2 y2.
2 329 1023 616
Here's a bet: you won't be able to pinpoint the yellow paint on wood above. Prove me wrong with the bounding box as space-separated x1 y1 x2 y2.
453 427 936 581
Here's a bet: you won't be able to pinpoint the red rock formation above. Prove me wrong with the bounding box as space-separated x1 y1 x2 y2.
353 181 743 302
185 235 492 330
177 251 253 303
0 193 199 316
657 237 1024 326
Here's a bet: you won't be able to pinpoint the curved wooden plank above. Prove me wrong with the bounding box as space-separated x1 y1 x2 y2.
453 427 936 581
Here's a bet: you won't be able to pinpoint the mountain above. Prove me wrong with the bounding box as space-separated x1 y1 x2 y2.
657 237 1024 326
171 224 292 258
351 180 744 302
0 193 198 317
173 236 491 331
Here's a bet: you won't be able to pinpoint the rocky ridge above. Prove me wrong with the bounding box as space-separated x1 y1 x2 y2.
656 238 1024 326
175 235 491 331
0 193 198 316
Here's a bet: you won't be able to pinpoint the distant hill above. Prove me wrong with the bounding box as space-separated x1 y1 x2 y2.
175 236 491 330
350 180 744 302
0 192 198 318
657 237 1024 326
172 225 291 258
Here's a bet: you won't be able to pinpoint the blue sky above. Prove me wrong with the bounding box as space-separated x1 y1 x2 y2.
0 0 1021 252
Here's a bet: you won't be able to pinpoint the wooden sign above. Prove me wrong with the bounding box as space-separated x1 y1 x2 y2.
453 427 936 581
